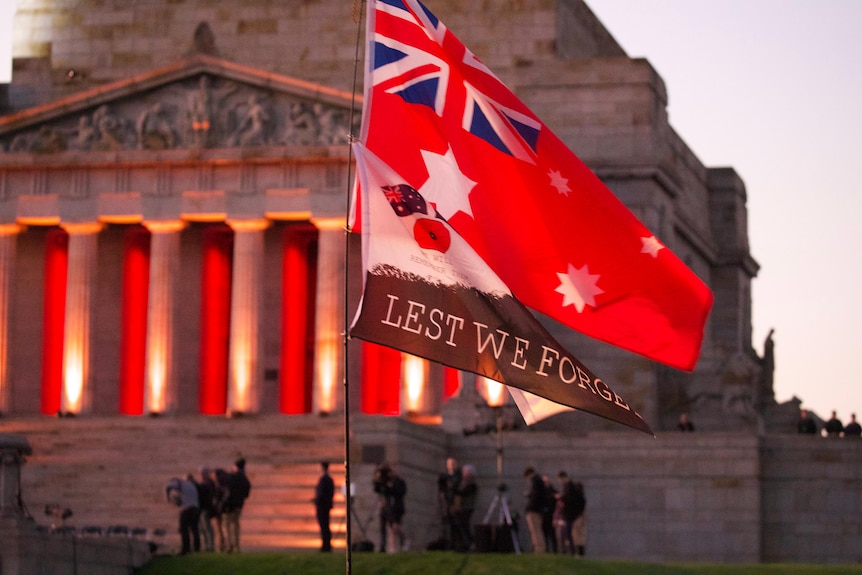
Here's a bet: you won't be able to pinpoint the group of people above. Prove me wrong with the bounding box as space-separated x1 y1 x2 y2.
798 408 862 437
436 457 479 551
313 456 589 556
313 459 411 554
523 467 587 556
164 457 252 555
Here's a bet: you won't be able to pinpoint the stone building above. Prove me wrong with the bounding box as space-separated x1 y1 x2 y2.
3 1 853 567
0 0 785 432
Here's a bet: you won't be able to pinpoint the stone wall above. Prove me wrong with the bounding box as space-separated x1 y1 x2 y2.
0 523 152 575
324 417 862 564
449 429 764 563
760 435 862 563
1 415 860 564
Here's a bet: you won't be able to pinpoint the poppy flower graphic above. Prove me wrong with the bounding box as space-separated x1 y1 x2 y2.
413 218 451 253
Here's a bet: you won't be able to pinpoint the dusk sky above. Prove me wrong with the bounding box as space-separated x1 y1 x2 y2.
588 0 862 422
1 1 860 422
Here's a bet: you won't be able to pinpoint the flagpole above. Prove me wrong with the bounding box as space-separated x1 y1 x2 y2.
343 2 365 574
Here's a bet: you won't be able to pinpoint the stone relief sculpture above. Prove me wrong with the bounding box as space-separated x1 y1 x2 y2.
284 102 319 145
71 116 97 150
136 102 175 150
186 75 239 148
228 94 272 147
0 74 357 154
92 105 129 151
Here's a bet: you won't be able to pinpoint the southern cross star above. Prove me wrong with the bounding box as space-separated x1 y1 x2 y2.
641 235 664 258
555 263 604 313
548 169 571 196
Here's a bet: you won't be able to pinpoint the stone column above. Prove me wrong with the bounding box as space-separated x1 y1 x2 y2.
0 434 32 520
311 218 345 415
143 221 185 414
226 219 269 414
400 353 428 417
60 222 102 415
0 224 20 413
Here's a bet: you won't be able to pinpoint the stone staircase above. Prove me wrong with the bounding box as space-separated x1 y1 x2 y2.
0 414 349 553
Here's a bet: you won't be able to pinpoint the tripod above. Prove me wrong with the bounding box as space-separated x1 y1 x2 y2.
337 483 375 550
480 406 521 554
481 484 520 553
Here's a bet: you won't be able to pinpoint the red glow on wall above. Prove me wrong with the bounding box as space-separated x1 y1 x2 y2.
280 223 318 414
360 341 401 415
119 226 151 415
199 224 233 415
443 367 461 400
41 228 68 415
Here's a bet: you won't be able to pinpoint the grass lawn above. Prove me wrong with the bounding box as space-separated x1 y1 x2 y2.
136 551 862 575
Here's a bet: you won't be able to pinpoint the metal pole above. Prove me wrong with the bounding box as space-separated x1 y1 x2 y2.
344 3 366 573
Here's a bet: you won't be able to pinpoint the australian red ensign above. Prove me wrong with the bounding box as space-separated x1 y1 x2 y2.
350 0 713 433
351 144 652 434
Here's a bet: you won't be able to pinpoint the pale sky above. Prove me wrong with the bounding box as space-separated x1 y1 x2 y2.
587 0 862 421
1 2 860 421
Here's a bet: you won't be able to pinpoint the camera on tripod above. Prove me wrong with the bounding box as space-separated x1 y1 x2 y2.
44 504 73 521
44 504 73 532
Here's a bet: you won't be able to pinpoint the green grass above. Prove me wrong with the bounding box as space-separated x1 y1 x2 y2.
136 551 862 575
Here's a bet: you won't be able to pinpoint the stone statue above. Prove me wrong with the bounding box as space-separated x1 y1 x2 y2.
190 22 218 56
756 328 776 408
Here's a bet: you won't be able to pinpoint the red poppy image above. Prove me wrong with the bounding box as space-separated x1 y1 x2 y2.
413 218 451 253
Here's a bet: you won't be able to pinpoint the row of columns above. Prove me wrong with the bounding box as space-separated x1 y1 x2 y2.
0 217 466 418
0 218 347 417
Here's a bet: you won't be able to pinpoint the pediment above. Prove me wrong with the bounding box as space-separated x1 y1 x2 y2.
0 54 362 155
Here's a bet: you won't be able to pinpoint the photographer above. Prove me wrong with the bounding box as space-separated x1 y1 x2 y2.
165 475 200 555
437 457 461 549
373 463 407 552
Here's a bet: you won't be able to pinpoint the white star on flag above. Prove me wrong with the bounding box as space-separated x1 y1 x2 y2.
419 148 477 220
555 263 604 313
548 169 571 196
641 235 664 258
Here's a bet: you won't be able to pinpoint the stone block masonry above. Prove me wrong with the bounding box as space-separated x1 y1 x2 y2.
2 415 860 564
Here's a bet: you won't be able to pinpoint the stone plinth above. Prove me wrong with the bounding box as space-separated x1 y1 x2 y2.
0 433 153 575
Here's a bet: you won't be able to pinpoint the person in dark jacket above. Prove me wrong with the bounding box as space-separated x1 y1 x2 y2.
222 458 252 553
824 410 844 437
452 463 478 552
373 463 407 552
844 413 861 437
196 466 217 551
556 471 586 555
797 408 817 434
437 457 461 549
313 460 335 552
523 467 546 553
212 468 229 551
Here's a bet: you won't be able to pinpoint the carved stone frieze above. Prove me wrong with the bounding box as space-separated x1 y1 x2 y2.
0 73 360 154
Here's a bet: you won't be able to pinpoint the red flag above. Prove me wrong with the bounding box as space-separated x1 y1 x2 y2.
350 143 652 434
360 0 713 371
